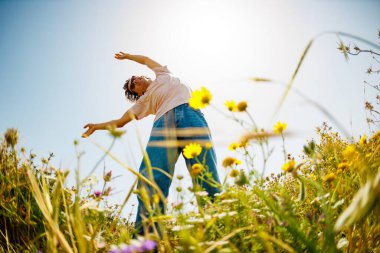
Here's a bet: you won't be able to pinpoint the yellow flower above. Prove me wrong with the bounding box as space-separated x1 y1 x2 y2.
359 135 367 145
183 143 202 159
237 101 248 112
323 173 336 183
222 157 240 168
107 126 125 138
229 143 240 151
342 145 357 161
273 122 287 134
225 100 237 112
190 163 203 178
369 130 380 142
239 137 249 148
189 87 212 109
229 169 239 177
309 173 317 181
206 142 212 150
153 194 160 205
282 160 296 172
337 162 349 171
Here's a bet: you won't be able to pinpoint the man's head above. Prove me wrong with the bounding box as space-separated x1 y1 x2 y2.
123 76 151 102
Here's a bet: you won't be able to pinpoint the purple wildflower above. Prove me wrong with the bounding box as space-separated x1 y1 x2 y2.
141 240 157 251
121 244 142 253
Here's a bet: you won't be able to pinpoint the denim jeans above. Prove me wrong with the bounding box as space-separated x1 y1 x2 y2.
134 103 221 234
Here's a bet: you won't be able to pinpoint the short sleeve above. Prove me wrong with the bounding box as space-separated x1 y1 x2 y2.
152 65 171 78
128 98 152 120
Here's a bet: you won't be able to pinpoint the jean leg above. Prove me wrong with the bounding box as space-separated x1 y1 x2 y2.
134 114 179 235
175 104 222 197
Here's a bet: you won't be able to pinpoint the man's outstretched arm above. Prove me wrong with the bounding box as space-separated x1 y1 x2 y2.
82 110 136 138
114 52 162 70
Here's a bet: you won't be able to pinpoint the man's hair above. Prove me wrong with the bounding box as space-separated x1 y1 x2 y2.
123 77 140 102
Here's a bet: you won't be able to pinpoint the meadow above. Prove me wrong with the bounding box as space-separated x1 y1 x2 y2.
1 32 379 252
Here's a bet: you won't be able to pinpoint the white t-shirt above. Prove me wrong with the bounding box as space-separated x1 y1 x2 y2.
128 66 192 122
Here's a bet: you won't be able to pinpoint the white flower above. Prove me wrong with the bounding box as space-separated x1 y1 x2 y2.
337 238 349 249
214 212 227 219
186 218 205 224
221 199 238 204
171 225 194 231
311 193 330 204
195 191 209 197
80 200 98 210
333 199 345 209
228 211 238 217
203 214 212 220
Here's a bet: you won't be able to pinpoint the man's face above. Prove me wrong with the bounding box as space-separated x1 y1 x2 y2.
129 76 149 96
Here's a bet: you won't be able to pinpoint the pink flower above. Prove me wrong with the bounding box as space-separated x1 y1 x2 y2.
94 190 102 198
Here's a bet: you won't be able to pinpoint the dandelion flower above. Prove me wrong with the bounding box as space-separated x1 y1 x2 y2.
274 122 287 134
225 100 237 112
190 163 203 177
342 145 357 161
338 162 349 171
282 160 296 172
229 143 240 151
222 157 240 168
205 142 212 150
359 135 367 145
189 87 212 109
229 169 239 177
183 143 202 159
237 101 248 112
323 173 336 183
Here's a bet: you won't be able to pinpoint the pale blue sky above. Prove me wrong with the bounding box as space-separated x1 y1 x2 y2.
1 0 379 216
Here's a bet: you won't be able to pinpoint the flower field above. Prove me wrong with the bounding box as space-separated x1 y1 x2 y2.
1 33 379 252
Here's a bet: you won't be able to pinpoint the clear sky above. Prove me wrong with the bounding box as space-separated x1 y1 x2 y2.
1 0 379 217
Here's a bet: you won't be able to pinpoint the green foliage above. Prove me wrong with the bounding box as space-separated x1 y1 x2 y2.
0 128 45 252
0 129 134 252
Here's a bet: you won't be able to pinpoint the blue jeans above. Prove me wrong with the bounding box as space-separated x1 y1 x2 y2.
134 103 221 234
